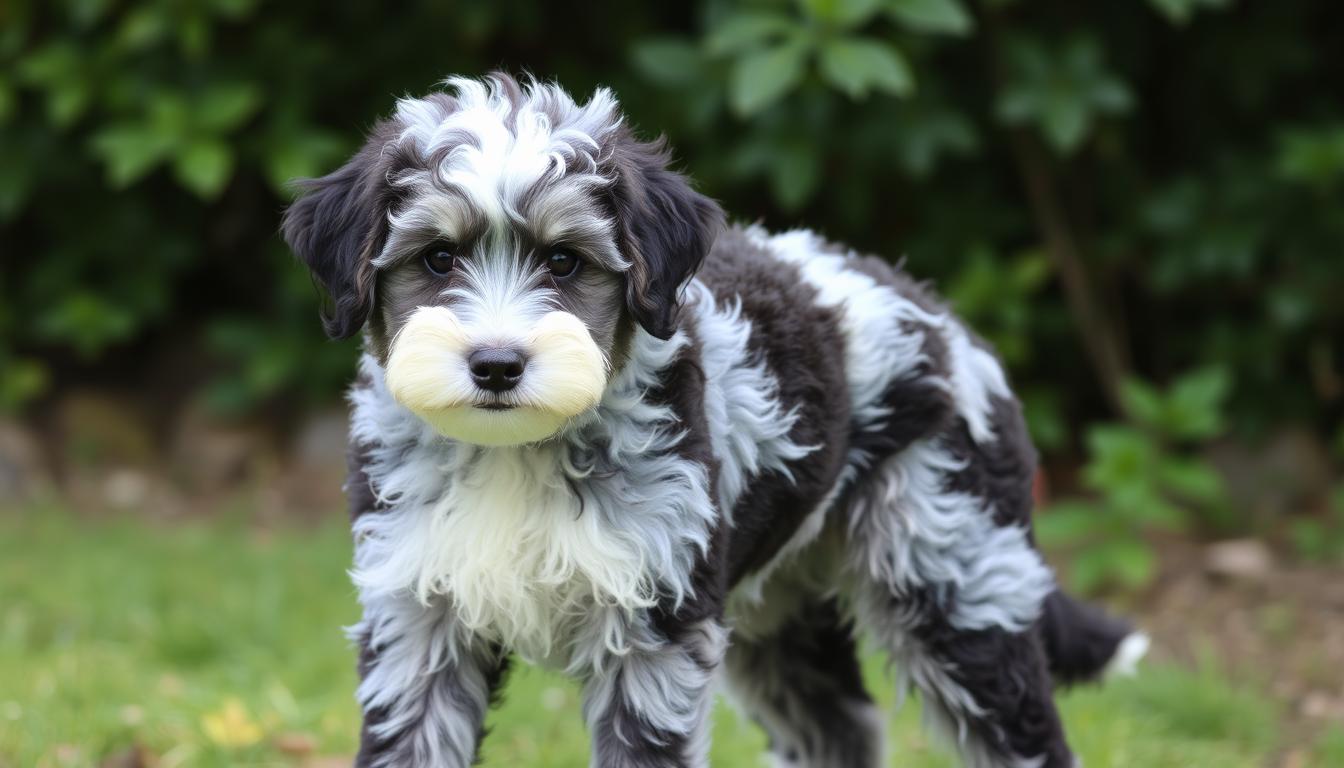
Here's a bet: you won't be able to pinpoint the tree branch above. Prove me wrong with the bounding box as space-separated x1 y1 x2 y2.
1006 129 1130 412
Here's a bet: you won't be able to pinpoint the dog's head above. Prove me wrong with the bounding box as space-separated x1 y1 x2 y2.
283 74 723 446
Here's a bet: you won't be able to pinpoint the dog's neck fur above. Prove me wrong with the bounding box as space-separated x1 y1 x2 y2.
347 322 716 668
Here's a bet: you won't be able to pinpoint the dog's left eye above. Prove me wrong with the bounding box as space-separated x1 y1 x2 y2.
547 249 580 279
423 246 458 276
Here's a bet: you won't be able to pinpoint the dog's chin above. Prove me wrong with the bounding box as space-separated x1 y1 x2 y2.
413 405 575 447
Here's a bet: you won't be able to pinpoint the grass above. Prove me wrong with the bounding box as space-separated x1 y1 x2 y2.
0 507 1315 767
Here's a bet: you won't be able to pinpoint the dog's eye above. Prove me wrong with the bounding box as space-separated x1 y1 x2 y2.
423 245 458 276
547 248 580 279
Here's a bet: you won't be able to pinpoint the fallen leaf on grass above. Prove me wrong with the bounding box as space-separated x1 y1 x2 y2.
201 698 263 748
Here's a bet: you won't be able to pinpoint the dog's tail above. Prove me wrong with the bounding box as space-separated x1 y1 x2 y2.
1038 589 1149 685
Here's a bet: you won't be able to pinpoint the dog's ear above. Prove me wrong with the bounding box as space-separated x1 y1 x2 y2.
608 134 724 340
281 129 394 340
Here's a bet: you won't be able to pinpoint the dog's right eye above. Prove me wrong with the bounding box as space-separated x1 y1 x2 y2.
423 246 458 276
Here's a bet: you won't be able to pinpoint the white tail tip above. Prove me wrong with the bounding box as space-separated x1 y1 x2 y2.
1104 631 1151 678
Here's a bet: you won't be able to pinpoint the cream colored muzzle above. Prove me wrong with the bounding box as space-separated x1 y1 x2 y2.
385 306 607 446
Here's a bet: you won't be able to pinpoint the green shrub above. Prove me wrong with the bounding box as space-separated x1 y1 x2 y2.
1290 485 1344 565
2 2 1340 528
1037 367 1231 593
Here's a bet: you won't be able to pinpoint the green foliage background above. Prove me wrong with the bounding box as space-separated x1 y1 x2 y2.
2 0 1342 579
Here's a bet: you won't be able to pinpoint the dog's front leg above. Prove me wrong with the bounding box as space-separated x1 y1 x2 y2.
351 596 508 768
582 618 727 768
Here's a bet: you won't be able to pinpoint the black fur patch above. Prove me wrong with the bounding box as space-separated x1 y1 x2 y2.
846 253 945 315
345 373 390 522
845 247 959 469
893 588 1074 768
1037 589 1132 685
848 320 956 473
345 440 381 522
944 394 1039 528
606 131 725 340
726 599 880 767
283 120 411 340
638 330 730 632
695 228 853 585
353 629 386 768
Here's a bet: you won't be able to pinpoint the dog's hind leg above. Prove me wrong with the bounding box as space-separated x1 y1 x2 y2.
859 593 1072 768
723 597 884 768
846 441 1073 767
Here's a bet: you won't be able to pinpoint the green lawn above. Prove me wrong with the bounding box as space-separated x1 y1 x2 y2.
0 508 1325 767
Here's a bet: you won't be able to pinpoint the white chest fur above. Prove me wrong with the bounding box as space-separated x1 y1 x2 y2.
353 446 662 663
348 340 716 668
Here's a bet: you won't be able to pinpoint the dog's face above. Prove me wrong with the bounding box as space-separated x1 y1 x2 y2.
283 76 722 446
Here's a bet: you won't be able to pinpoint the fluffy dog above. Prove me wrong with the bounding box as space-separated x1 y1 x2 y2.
283 73 1146 768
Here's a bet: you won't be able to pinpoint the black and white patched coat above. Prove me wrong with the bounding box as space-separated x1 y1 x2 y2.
342 225 1139 768
283 75 1142 768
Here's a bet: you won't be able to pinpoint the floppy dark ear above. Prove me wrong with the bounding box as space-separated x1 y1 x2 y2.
281 133 393 340
609 135 724 340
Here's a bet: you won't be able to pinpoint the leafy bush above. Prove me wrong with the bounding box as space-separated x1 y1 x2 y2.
1289 485 1344 565
1038 368 1231 593
2 1 1341 508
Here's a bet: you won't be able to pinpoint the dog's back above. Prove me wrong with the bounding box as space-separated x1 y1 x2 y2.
692 224 1031 589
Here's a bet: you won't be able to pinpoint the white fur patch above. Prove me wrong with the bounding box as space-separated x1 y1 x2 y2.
392 76 622 233
354 444 654 662
849 438 1055 633
749 226 1011 448
943 320 1012 444
1104 631 1150 678
751 227 941 431
685 280 813 516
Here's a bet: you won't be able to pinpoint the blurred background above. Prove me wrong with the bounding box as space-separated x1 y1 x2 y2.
2 0 1342 766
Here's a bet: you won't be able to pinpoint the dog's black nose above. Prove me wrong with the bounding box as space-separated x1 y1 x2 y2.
468 348 526 393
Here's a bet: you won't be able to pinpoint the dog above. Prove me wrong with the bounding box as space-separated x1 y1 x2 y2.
282 73 1147 768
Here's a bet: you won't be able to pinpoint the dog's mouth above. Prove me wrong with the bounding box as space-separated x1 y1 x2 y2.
475 402 516 412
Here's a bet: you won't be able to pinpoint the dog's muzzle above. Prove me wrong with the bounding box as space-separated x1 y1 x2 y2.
385 306 607 446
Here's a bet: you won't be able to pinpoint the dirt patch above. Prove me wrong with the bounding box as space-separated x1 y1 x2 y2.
1134 537 1344 747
